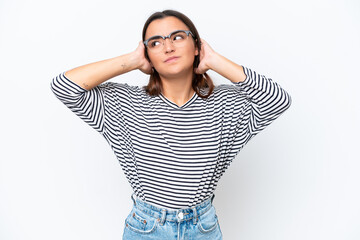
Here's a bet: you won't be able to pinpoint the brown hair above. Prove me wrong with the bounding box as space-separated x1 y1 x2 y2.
142 10 214 99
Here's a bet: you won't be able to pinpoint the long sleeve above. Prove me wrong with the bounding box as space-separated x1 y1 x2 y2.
233 65 292 135
50 72 107 135
217 66 292 166
48 66 291 209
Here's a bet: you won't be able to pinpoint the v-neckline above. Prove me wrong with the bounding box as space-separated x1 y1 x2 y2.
159 91 198 109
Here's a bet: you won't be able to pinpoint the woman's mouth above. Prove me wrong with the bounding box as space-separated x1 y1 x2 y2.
164 56 179 63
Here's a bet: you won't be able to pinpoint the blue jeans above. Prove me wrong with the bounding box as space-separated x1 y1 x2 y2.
122 193 223 239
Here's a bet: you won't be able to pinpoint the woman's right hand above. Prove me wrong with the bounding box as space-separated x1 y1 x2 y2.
133 41 152 75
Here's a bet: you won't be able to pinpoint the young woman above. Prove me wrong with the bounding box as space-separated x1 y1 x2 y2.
51 9 291 240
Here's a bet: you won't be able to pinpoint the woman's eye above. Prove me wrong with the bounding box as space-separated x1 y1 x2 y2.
173 34 185 41
150 41 161 47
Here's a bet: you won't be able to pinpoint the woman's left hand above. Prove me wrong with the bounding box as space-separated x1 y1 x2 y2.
194 39 217 74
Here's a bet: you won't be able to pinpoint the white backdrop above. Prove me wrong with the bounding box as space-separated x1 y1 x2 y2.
1 0 359 239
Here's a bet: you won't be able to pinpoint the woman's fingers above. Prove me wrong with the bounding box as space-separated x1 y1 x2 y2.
134 41 152 75
196 40 217 74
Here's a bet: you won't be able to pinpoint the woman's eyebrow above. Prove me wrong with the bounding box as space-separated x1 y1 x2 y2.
149 35 163 39
148 30 184 39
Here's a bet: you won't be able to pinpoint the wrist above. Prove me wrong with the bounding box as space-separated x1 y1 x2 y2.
207 52 222 72
128 51 142 71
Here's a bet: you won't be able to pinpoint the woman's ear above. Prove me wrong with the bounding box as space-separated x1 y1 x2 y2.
194 39 199 56
195 46 199 56
145 49 153 66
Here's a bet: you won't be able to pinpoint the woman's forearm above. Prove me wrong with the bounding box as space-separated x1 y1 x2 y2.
65 52 140 90
208 52 247 83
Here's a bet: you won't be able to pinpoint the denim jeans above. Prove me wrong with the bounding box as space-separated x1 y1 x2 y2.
122 193 223 240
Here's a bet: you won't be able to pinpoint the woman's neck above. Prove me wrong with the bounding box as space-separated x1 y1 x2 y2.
160 71 195 107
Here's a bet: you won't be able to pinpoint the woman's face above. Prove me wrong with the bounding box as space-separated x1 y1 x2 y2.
145 16 198 79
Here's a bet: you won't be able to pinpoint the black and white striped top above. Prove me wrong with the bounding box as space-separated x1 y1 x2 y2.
50 66 291 209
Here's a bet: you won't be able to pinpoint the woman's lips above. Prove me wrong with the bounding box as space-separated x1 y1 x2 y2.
164 56 179 63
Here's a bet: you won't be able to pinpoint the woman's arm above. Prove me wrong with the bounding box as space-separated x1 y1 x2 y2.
65 41 152 90
50 41 151 135
194 39 247 83
195 39 291 136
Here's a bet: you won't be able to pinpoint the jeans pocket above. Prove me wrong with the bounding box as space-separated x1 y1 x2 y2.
197 205 219 234
125 208 158 234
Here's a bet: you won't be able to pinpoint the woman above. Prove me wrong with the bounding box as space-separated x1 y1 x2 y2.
50 9 291 240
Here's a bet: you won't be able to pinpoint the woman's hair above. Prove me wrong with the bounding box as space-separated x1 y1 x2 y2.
142 9 214 99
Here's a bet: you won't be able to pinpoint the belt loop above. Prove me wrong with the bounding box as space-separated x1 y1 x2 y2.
131 193 136 206
192 206 198 225
211 193 215 204
160 209 166 225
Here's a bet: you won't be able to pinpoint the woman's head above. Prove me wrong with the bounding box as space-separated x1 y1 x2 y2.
144 16 198 79
142 10 214 98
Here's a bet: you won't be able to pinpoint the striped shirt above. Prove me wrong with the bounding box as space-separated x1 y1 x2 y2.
50 66 291 209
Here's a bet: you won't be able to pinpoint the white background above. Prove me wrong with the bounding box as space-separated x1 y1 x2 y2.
1 0 359 239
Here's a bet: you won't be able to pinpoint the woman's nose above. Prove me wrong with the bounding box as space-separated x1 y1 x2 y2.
163 38 175 53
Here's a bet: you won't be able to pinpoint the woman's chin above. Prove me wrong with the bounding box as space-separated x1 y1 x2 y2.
158 66 193 78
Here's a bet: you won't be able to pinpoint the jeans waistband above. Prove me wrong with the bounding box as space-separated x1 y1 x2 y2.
130 194 215 225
